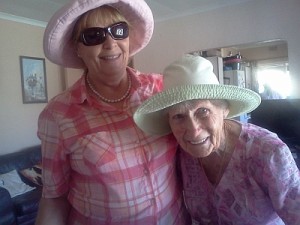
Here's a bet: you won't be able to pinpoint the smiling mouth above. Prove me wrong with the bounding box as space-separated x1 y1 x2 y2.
101 54 120 60
189 137 208 145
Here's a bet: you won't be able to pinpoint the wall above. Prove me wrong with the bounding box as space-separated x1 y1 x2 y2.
0 19 63 155
135 0 300 98
230 42 288 62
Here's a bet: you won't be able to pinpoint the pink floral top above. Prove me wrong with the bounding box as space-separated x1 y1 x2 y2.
179 122 300 225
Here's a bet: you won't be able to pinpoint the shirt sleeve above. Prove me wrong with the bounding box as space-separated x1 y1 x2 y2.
38 107 70 198
258 141 300 225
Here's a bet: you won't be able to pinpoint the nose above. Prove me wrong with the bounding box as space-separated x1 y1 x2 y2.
102 33 116 48
185 117 202 138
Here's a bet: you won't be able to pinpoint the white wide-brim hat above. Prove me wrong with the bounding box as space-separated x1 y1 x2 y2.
43 0 154 68
134 54 261 135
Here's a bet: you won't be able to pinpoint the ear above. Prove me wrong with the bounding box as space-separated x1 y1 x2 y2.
223 108 230 118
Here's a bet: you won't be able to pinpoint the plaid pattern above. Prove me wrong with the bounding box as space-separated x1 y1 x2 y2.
38 68 189 225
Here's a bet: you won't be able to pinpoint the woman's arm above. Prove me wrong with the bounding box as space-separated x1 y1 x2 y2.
35 196 71 225
37 110 71 225
262 143 300 225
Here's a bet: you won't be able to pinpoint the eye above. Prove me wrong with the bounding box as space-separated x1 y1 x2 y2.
82 28 105 44
170 113 185 121
196 108 210 118
87 30 102 39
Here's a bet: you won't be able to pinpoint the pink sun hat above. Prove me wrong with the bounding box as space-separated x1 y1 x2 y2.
43 0 154 68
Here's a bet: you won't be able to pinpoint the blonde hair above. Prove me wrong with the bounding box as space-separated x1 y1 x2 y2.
72 5 130 43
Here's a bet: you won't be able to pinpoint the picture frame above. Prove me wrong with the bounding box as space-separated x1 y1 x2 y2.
20 56 48 104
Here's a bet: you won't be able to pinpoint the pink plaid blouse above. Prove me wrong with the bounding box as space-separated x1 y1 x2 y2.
37 68 189 225
180 122 300 225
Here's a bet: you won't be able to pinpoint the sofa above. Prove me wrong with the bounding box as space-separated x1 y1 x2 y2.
0 145 42 225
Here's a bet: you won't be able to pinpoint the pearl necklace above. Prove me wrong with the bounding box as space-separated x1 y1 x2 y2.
86 75 131 103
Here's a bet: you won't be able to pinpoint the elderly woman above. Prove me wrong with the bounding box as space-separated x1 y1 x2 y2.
36 0 190 224
134 55 300 225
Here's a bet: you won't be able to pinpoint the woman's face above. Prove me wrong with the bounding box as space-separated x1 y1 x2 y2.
77 21 130 80
168 100 229 158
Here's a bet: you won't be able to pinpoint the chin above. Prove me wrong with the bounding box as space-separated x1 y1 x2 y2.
184 144 210 157
184 148 207 158
198 152 211 158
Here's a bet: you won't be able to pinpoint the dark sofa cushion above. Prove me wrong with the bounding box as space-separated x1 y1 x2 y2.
0 187 16 225
13 187 42 215
0 145 42 225
0 145 41 174
17 212 37 225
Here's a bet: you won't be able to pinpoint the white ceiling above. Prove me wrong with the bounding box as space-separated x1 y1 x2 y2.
0 0 255 26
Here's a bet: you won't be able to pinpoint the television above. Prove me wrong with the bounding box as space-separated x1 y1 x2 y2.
250 98 300 146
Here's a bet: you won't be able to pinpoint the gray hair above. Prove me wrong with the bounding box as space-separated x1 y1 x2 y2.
164 99 229 116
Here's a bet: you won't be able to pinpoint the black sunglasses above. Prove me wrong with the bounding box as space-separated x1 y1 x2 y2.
80 22 129 46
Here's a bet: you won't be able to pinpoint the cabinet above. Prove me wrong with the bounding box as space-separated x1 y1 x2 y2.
206 56 249 122
223 70 246 88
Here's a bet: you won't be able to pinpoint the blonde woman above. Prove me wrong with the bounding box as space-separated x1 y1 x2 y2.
36 0 190 224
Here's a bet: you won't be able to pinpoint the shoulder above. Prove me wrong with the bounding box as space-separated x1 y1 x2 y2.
130 68 163 86
241 123 285 148
138 72 163 83
39 76 85 119
238 123 295 167
240 125 300 200
128 68 163 98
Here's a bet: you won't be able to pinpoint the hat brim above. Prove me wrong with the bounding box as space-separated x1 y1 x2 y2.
44 0 154 68
134 84 261 135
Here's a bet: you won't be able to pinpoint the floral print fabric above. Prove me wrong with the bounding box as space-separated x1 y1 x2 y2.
180 122 300 225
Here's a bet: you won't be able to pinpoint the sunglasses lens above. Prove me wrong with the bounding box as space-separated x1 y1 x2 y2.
80 22 129 46
110 22 129 39
81 28 106 46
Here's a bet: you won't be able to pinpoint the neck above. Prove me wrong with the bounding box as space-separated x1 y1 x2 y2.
214 123 228 156
86 73 131 103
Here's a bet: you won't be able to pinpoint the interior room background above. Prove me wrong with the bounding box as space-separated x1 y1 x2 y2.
0 0 299 155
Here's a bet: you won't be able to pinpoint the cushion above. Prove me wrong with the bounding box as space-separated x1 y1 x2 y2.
0 187 16 225
19 164 42 187
17 212 37 225
0 170 35 197
13 187 42 214
0 145 41 175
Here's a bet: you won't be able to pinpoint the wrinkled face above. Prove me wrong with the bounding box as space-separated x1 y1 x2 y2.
168 100 229 158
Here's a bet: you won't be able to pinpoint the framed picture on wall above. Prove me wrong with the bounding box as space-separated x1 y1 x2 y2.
20 56 48 104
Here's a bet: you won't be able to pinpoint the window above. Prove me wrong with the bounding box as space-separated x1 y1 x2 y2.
255 58 291 99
